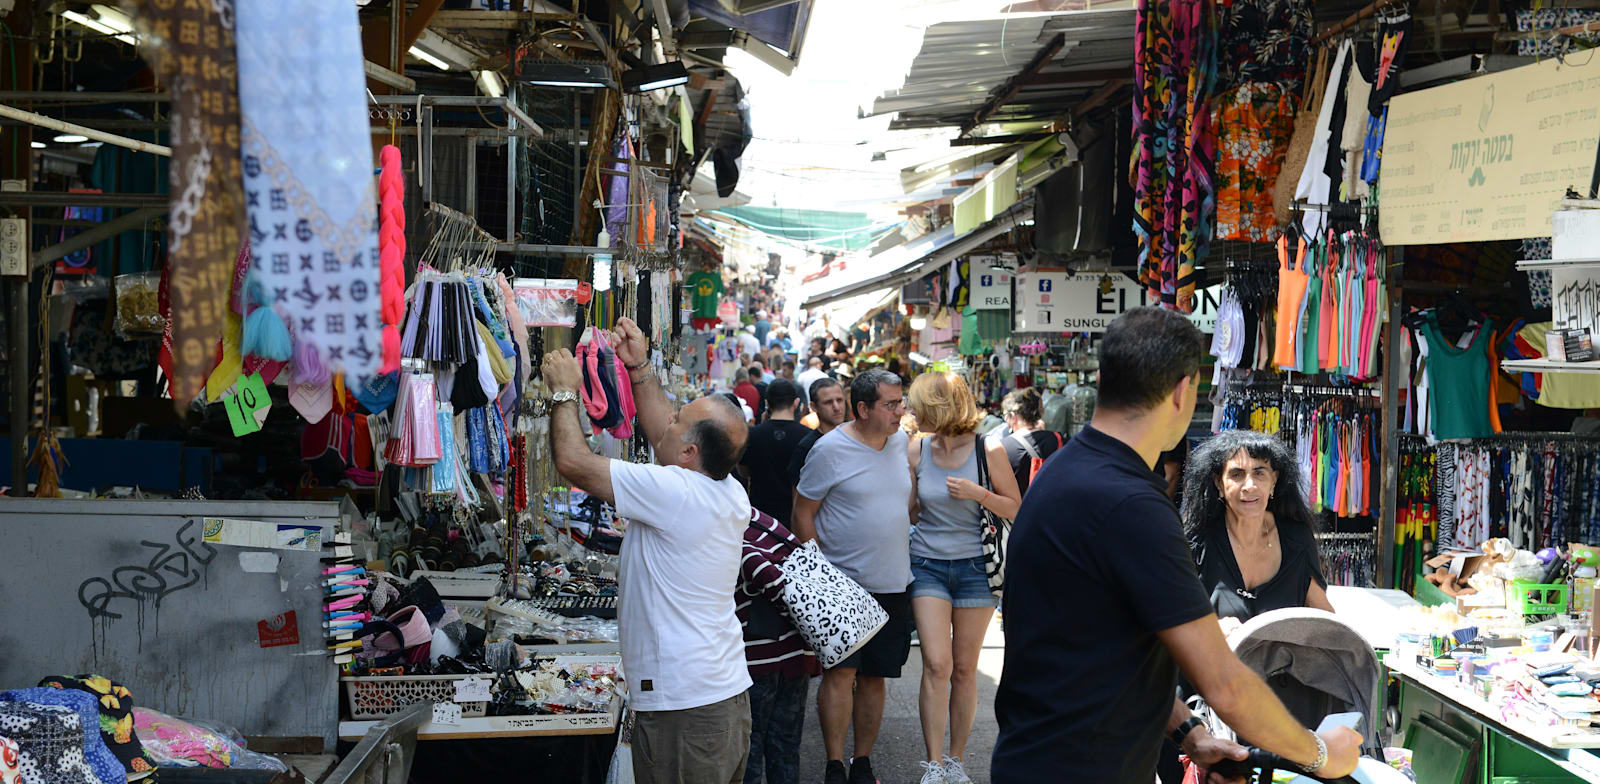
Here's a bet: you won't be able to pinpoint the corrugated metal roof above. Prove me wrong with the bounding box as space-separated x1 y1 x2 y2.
872 8 1135 131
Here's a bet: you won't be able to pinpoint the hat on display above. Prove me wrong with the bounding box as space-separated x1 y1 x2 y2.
37 676 154 776
0 701 103 784
380 606 433 651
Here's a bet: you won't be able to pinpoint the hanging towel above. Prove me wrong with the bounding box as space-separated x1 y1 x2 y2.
236 0 382 383
125 0 246 406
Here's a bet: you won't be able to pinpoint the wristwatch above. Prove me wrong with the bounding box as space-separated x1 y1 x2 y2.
1170 716 1204 748
550 389 579 406
1297 731 1328 775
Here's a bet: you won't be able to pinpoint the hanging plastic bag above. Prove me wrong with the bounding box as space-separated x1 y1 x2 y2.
514 279 581 327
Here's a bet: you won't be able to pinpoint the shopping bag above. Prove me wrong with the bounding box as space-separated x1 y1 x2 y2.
772 539 888 669
976 437 1011 599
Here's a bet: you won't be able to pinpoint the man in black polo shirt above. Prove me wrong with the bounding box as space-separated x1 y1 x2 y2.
993 307 1360 784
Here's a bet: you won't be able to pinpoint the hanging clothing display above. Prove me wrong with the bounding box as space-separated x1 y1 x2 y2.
1272 230 1385 379
1282 390 1381 519
1215 0 1314 90
1509 322 1600 409
1403 435 1600 555
1293 41 1352 237
687 269 723 328
1318 533 1377 588
1132 0 1217 313
237 0 382 383
1211 252 1276 370
1213 84 1298 243
1416 317 1495 440
126 0 245 404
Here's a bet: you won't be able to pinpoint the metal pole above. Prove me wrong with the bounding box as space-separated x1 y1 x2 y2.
32 206 164 269
506 84 517 244
1378 245 1403 589
9 276 26 493
0 103 172 156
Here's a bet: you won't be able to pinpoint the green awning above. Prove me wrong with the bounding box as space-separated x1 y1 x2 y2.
953 154 1018 237
706 205 894 252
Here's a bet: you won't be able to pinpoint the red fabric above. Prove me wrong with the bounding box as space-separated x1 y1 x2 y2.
734 382 761 416
353 413 373 469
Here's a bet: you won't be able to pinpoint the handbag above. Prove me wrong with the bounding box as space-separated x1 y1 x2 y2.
977 437 1011 599
1272 46 1330 226
751 520 888 669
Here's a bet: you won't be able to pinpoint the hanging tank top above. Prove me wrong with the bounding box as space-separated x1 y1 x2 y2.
1274 236 1310 368
911 439 984 560
1420 321 1495 440
1300 243 1323 373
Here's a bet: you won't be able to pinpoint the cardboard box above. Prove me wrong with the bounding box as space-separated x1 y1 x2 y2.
1428 551 1491 582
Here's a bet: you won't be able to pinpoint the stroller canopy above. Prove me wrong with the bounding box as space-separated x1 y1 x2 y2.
1226 608 1383 753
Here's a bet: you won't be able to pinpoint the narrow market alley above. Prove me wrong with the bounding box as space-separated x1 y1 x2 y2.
9 0 1600 783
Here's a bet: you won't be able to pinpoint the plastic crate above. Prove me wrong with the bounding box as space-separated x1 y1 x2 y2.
1507 580 1569 616
342 674 488 720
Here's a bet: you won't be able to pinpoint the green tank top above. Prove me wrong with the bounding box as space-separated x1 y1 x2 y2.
1421 320 1495 440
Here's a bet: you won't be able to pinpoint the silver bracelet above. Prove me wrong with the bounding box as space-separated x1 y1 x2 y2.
1298 731 1328 775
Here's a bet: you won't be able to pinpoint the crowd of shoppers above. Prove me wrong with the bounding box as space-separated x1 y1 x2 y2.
538 308 1364 784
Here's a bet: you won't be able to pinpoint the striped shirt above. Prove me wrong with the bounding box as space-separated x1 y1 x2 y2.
738 511 821 678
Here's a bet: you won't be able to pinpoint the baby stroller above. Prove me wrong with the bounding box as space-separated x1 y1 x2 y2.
1192 608 1412 784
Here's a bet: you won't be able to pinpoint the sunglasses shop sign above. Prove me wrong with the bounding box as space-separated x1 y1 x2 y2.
1013 272 1221 333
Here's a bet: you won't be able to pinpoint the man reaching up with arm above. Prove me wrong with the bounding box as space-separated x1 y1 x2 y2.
543 316 754 784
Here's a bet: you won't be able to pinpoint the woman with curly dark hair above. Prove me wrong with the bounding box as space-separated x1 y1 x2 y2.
1179 429 1333 628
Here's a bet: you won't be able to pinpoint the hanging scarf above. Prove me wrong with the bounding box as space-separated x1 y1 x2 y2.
236 0 382 384
1132 0 1217 314
126 0 246 406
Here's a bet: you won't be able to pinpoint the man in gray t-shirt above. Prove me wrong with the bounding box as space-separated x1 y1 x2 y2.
792 369 914 784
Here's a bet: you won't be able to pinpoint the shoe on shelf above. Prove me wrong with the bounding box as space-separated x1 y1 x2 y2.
848 756 877 784
918 760 946 784
824 759 847 784
941 756 972 784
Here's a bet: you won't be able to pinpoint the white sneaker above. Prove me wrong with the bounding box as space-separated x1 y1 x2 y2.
941 757 972 784
918 761 945 784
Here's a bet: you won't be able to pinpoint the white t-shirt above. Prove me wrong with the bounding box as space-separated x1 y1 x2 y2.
794 367 830 402
796 427 913 593
610 461 753 712
738 332 763 360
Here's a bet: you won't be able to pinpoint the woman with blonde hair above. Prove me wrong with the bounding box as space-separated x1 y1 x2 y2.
904 372 1022 784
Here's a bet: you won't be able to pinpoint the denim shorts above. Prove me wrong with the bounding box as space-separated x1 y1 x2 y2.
909 555 997 608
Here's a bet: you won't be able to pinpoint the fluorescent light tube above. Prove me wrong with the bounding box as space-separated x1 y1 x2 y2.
408 46 450 71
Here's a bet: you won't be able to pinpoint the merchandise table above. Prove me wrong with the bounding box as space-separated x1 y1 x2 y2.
1385 654 1600 782
336 700 622 742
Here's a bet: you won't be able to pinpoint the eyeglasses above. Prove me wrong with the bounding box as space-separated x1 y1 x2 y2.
879 398 905 411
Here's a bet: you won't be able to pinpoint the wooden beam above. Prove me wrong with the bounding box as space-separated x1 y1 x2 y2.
430 10 526 29
950 131 1053 147
1074 78 1129 117
403 0 450 47
960 33 1065 136
1019 67 1129 86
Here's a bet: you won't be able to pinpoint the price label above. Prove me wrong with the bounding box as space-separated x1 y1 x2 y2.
432 702 462 725
224 373 271 436
454 677 491 702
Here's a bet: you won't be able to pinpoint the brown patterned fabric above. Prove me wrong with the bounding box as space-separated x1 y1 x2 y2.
123 0 245 405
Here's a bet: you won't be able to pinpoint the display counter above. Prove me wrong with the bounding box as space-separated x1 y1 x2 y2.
1385 654 1600 782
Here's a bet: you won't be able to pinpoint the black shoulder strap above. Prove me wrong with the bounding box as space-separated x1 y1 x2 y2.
747 513 798 554
976 436 992 490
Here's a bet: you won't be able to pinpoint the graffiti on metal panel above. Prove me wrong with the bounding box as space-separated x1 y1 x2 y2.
77 520 219 621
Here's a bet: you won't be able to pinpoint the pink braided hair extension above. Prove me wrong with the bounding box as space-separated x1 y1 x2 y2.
379 144 406 373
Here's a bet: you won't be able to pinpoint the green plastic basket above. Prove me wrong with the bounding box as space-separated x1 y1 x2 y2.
1508 580 1569 616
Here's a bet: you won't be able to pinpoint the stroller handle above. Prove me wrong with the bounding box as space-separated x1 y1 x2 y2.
1207 748 1361 784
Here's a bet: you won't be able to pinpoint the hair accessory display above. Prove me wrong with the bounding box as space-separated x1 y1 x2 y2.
378 144 406 374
